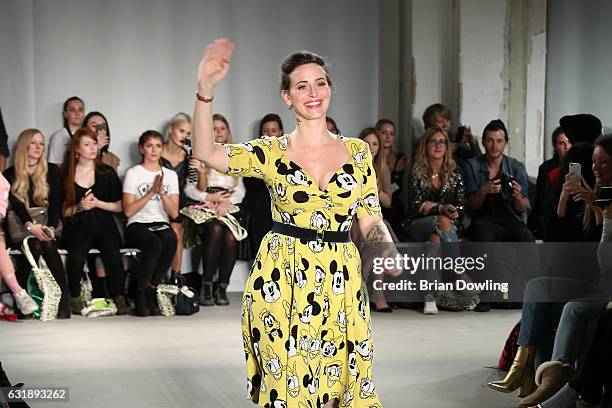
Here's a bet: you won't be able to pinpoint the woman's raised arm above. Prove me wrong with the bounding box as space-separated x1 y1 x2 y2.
192 38 236 172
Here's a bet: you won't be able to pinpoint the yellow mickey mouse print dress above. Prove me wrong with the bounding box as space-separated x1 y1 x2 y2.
224 134 383 408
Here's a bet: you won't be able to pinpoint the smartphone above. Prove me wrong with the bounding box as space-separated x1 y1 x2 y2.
569 162 581 179
42 226 54 238
454 126 466 144
595 186 612 208
148 224 170 232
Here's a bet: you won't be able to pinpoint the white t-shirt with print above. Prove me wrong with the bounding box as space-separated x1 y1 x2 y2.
123 165 179 225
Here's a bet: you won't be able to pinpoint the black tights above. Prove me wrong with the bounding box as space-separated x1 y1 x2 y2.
200 220 237 285
18 238 69 295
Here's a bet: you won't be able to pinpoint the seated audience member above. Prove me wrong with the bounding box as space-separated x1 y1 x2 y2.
326 116 340 135
196 114 245 307
83 111 122 294
83 111 120 172
61 128 126 315
463 119 533 243
422 103 481 166
546 114 603 242
0 173 37 315
403 127 466 315
48 96 85 165
358 127 396 313
359 127 392 209
488 135 612 407
540 309 612 408
547 144 599 242
240 114 283 259
123 130 179 317
3 129 70 318
528 127 571 239
376 118 408 235
161 112 202 281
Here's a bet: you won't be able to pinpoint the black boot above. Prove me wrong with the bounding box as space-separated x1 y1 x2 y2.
146 286 161 316
134 289 150 317
57 292 71 319
199 281 215 306
215 283 230 306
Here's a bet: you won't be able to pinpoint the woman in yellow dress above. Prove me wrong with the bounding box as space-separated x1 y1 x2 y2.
192 38 398 408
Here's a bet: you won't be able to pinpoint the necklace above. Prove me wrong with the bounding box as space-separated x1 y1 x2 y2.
431 173 440 178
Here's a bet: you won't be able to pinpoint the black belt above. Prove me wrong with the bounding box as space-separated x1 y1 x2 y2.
271 222 350 244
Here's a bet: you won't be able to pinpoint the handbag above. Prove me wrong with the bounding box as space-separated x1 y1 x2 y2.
180 203 248 241
156 275 199 316
175 285 199 316
6 207 63 244
23 237 62 321
79 267 116 318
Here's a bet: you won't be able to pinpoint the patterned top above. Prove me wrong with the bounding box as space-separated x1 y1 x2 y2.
404 169 466 224
224 134 382 231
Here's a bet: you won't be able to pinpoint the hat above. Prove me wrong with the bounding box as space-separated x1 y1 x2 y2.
559 114 602 145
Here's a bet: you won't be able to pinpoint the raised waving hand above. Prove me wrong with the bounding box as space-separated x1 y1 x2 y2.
193 38 236 172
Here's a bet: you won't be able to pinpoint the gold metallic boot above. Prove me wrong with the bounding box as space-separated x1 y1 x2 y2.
488 345 536 397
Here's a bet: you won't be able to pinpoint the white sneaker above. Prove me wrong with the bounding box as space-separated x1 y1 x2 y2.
14 289 38 315
423 301 439 315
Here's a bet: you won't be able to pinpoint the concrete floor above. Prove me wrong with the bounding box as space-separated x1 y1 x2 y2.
1 294 524 408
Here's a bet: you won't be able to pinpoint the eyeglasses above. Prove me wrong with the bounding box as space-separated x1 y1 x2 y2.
426 139 448 147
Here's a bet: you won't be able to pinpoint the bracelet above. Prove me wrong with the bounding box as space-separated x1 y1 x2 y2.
196 92 214 103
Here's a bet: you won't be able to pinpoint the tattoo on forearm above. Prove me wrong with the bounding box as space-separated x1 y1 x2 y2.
364 221 391 243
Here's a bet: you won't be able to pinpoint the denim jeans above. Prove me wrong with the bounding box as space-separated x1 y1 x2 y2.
518 277 608 367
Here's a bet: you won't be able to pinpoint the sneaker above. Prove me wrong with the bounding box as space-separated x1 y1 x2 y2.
423 301 439 315
14 289 38 315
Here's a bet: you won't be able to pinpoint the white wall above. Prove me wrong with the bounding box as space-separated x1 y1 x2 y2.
546 0 612 158
0 0 379 172
459 0 507 140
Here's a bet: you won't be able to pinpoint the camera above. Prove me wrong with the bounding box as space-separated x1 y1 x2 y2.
95 123 106 132
499 172 515 200
594 186 612 208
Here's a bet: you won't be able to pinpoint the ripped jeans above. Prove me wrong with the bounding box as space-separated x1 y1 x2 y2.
404 215 461 300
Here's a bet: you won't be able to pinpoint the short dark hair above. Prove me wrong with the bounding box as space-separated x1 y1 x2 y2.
280 51 333 91
482 119 508 142
258 113 284 136
422 103 451 129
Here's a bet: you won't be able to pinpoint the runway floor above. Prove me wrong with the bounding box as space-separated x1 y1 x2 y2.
1 294 523 407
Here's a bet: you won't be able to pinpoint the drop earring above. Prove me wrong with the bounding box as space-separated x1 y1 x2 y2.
287 105 293 110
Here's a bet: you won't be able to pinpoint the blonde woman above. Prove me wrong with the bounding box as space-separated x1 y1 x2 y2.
195 113 244 306
3 129 71 318
376 118 407 231
161 112 207 281
358 127 396 312
404 126 466 314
